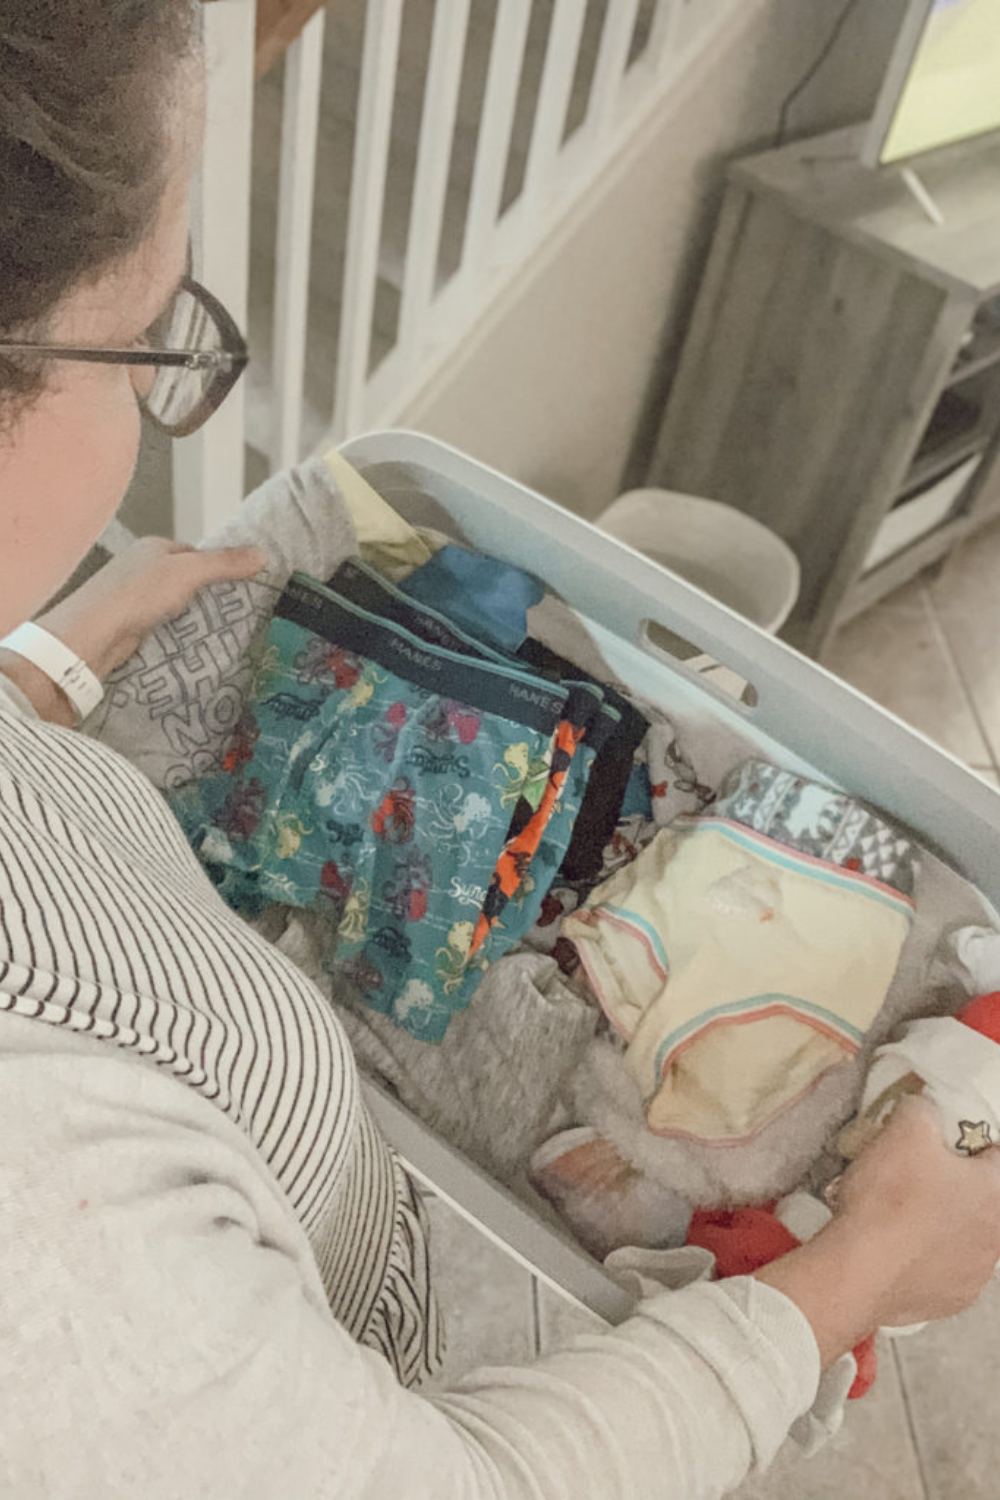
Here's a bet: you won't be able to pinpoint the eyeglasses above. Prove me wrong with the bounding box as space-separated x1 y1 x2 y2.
0 276 249 438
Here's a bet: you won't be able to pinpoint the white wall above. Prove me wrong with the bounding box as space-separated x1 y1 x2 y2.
399 0 909 521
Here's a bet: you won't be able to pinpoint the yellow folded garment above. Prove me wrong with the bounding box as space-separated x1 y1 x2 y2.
323 447 436 579
563 817 914 1145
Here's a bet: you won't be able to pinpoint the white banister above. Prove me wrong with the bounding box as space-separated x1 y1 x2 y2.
173 0 257 543
461 0 532 279
362 0 750 435
190 0 754 511
397 0 472 361
522 0 589 208
332 0 404 442
271 6 326 472
586 0 644 141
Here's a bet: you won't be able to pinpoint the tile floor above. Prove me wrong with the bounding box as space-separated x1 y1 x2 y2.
421 517 1000 1500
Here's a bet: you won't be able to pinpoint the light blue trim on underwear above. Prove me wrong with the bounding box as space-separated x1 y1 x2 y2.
602 903 670 974
653 991 865 1085
690 818 914 918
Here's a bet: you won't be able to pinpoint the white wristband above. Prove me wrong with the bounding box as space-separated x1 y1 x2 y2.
0 622 105 722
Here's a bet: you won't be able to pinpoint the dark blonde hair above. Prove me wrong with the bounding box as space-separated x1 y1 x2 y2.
0 0 198 416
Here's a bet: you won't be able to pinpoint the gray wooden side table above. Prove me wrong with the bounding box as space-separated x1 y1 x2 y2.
650 124 1000 657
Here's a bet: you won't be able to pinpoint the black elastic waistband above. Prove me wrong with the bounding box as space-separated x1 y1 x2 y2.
277 573 568 734
327 558 509 665
516 635 648 752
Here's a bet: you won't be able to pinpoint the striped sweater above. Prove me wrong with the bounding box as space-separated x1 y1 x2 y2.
0 669 440 1386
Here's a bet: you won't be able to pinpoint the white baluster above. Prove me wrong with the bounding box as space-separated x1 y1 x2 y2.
397 0 472 362
644 0 683 73
272 6 326 474
173 0 257 543
522 0 589 209
461 0 532 280
586 0 643 142
333 0 404 442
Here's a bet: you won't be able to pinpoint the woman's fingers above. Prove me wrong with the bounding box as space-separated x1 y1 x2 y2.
191 543 269 582
38 538 270 680
129 542 270 633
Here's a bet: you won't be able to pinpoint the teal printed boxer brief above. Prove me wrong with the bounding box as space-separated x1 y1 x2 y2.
327 558 618 955
171 572 568 1041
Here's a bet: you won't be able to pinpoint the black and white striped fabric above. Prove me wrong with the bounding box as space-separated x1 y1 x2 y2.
0 678 442 1388
0 459 452 1388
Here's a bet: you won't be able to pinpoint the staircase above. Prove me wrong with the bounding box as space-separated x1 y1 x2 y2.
178 0 746 539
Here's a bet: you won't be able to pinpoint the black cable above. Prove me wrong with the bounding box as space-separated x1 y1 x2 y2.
774 0 864 147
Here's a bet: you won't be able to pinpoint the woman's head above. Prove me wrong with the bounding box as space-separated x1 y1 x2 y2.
0 0 202 631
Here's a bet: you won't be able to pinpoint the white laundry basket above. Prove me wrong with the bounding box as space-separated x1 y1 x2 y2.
338 430 1000 1325
596 488 800 634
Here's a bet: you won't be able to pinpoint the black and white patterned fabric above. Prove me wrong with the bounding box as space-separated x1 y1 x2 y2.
713 759 918 897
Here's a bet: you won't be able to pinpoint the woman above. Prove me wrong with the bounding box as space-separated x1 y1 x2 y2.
1 4 999 1496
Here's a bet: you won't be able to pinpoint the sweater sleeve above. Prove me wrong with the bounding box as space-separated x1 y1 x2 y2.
0 1033 820 1500
422 1279 820 1499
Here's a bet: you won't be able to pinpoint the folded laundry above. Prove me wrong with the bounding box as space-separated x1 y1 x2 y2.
640 719 716 828
713 759 918 896
560 1029 864 1212
546 840 994 1218
324 445 438 580
517 712 707 968
471 683 611 958
326 557 514 666
515 637 651 883
171 573 572 1041
564 761 916 1145
325 558 635 963
524 592 621 690
326 946 599 1182
400 543 546 652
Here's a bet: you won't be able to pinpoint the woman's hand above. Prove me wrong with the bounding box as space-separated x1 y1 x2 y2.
38 537 269 681
834 1095 1000 1327
0 537 267 726
755 1096 1000 1365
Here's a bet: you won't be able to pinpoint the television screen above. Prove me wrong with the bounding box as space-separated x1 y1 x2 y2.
865 0 1000 167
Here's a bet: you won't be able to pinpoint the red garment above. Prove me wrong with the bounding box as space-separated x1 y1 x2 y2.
957 992 1000 1044
687 1204 876 1399
687 1206 797 1276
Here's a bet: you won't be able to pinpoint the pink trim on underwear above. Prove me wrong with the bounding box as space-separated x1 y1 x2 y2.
589 907 668 980
658 1001 861 1083
645 1056 855 1149
672 814 915 909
